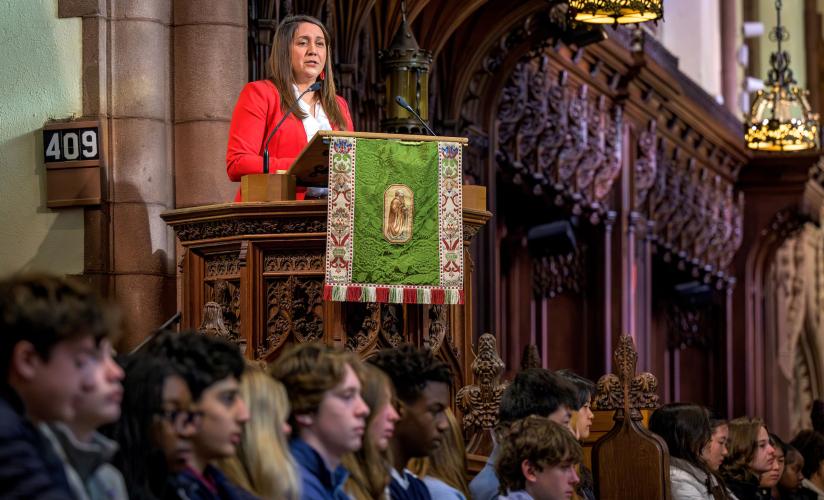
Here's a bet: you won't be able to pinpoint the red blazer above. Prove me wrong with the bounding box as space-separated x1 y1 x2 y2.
226 80 354 201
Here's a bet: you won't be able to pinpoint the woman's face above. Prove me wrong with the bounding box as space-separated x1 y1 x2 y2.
780 452 805 491
749 426 776 474
573 398 594 440
290 22 327 85
759 446 784 488
151 375 197 473
368 386 400 451
701 424 729 471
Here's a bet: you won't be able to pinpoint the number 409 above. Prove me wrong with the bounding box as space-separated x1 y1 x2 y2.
45 130 98 161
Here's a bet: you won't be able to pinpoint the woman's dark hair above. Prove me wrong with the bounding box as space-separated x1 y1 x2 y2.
105 352 178 500
555 369 594 410
791 429 824 479
812 400 824 434
770 432 788 456
498 368 578 426
147 331 245 401
267 15 348 130
649 403 729 499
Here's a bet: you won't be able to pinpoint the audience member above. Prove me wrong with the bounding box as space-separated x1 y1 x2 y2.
151 332 254 500
342 364 399 500
495 415 582 500
777 444 805 499
0 274 110 498
42 338 128 500
409 408 470 500
555 369 595 500
811 401 824 435
218 367 300 500
702 417 729 472
109 345 198 499
272 342 370 500
720 417 776 500
761 434 787 497
371 344 452 500
470 368 578 500
791 430 824 499
649 403 730 500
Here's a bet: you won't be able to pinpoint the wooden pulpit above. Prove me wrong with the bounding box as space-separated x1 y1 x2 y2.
161 131 490 392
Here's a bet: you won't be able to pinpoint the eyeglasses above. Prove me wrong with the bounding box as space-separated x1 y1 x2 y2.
156 409 204 431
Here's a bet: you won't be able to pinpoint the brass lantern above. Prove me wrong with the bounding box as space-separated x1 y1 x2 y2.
568 0 662 25
380 3 433 134
745 0 819 151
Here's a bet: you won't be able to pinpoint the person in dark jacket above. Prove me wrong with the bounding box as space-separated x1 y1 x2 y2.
720 417 776 500
151 332 256 500
272 342 370 500
371 345 454 500
0 274 112 498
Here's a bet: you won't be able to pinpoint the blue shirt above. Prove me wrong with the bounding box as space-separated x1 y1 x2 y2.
469 445 500 500
289 438 349 500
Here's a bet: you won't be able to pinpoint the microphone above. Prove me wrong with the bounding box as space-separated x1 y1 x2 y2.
263 81 323 173
395 95 437 136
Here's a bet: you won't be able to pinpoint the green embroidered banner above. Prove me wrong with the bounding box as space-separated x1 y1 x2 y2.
324 136 464 304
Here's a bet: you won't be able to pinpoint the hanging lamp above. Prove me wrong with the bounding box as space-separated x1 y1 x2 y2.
568 0 662 25
745 0 818 151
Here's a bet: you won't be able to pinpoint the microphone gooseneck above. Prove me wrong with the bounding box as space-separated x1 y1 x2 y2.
394 95 437 136
262 81 324 174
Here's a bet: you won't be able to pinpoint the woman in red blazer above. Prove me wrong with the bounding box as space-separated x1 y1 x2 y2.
226 15 354 201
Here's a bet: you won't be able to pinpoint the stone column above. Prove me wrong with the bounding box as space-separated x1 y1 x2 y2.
173 0 247 207
60 0 177 350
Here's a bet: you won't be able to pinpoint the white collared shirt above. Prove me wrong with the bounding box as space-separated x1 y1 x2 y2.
293 84 332 140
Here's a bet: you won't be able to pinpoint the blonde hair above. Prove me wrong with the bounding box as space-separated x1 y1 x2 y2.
216 368 300 500
408 408 470 497
268 15 349 130
342 364 393 500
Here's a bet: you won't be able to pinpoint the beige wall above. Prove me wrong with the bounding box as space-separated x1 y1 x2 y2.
660 0 724 102
0 0 84 276
756 0 806 88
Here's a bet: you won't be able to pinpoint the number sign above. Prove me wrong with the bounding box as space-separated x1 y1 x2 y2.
43 125 100 163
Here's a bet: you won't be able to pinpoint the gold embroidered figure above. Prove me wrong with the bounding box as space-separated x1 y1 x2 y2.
383 184 414 244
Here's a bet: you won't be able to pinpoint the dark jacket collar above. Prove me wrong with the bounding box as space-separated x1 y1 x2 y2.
0 383 26 416
289 437 348 493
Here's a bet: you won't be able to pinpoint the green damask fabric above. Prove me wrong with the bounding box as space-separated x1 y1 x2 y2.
352 139 440 285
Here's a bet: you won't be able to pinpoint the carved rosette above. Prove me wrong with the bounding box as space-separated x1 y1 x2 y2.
533 246 585 298
592 335 659 420
176 218 326 242
496 55 623 220
647 142 744 279
256 250 325 358
633 120 657 209
457 333 509 455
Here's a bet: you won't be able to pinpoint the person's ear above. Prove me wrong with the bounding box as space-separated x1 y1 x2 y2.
295 413 314 428
10 341 40 382
521 459 539 483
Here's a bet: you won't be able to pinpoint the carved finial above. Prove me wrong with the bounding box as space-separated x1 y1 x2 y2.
199 301 247 355
199 302 230 338
592 335 659 420
457 333 508 455
520 344 541 370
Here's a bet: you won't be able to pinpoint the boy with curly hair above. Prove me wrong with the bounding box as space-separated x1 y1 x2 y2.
496 415 582 500
370 344 452 500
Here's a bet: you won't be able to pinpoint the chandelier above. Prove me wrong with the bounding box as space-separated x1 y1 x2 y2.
745 0 819 151
568 0 662 24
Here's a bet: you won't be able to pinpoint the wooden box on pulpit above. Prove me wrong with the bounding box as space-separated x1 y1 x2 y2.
160 131 490 393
